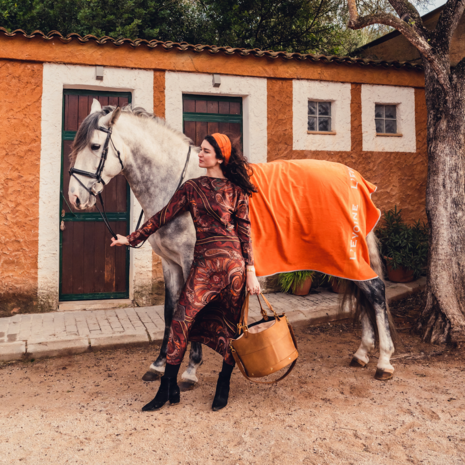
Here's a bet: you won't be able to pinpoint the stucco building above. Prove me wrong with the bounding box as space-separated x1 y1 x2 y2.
0 28 427 314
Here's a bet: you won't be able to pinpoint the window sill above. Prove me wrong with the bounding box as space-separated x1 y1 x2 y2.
376 133 403 137
307 131 337 135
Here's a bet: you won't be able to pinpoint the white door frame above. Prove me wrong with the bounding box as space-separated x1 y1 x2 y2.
38 63 154 310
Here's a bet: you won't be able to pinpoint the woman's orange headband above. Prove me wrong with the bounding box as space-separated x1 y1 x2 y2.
211 133 232 165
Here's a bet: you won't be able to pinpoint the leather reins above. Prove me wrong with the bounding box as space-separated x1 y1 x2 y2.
69 124 192 248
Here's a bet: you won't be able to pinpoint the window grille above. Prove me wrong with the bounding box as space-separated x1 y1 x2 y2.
308 101 332 132
375 104 397 134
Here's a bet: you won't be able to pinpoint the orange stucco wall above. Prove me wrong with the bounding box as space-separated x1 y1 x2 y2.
153 70 165 118
0 36 429 310
149 77 428 304
0 60 42 315
267 79 428 224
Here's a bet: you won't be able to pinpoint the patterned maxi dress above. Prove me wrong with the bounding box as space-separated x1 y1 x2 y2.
126 176 254 366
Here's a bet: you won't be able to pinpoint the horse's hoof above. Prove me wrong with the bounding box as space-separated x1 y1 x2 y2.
349 356 367 368
178 380 197 392
142 371 162 382
374 368 394 381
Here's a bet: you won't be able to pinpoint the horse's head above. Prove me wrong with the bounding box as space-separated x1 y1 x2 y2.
68 99 125 209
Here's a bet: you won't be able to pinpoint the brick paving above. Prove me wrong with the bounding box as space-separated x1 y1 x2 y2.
0 278 425 362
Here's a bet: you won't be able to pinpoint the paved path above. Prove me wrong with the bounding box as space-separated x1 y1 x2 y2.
0 278 425 362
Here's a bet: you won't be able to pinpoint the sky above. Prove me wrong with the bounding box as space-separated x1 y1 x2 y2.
421 0 447 14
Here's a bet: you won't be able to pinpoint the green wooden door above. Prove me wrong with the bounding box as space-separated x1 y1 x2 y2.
182 95 243 146
60 90 131 301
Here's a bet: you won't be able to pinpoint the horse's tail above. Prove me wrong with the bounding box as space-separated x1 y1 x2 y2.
341 231 397 344
366 231 384 279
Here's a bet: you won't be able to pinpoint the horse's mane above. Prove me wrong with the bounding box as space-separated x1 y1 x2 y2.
69 105 191 165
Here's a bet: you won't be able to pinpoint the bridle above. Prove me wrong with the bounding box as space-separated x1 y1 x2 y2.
69 125 125 242
69 124 192 248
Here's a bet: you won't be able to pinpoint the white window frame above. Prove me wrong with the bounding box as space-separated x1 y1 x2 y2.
293 80 351 152
362 84 416 152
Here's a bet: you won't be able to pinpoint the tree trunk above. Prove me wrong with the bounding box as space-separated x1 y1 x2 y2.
415 62 465 344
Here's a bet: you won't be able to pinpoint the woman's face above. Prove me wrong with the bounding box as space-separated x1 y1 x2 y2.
198 139 222 169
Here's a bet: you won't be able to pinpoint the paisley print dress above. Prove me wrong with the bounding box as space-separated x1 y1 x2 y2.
127 176 253 365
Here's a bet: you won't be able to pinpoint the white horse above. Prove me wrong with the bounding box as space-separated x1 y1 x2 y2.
68 100 397 384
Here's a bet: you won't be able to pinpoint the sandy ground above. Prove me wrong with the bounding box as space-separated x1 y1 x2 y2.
1 294 465 465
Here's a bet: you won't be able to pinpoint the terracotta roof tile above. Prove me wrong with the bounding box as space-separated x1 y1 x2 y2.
0 27 423 70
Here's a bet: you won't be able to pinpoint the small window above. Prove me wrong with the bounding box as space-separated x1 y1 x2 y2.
308 101 332 132
375 104 397 134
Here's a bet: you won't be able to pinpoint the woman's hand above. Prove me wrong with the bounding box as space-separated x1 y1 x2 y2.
246 268 261 295
111 234 130 247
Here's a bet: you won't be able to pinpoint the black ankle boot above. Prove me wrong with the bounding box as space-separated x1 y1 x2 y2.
212 372 231 411
142 376 180 412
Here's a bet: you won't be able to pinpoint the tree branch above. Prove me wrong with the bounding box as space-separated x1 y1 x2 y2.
347 0 451 94
452 55 465 80
388 0 432 38
305 0 326 36
435 0 465 47
388 0 422 25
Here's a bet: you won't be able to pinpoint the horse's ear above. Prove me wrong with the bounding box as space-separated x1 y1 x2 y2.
109 107 122 127
99 107 122 128
90 98 102 114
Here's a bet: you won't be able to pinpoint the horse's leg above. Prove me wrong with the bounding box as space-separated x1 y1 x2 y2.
143 255 204 388
179 253 203 390
355 278 395 380
350 312 375 368
178 343 203 390
142 221 202 385
142 260 185 381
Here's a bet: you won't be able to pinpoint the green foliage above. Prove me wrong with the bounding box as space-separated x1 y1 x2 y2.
309 271 328 288
376 206 428 279
329 276 344 285
311 273 345 294
315 273 343 286
0 0 191 40
187 0 356 55
278 270 314 294
0 0 390 55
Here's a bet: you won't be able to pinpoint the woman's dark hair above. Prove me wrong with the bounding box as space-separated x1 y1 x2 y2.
204 134 258 196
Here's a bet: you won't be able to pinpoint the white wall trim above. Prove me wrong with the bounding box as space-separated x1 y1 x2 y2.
293 80 351 152
165 71 267 164
361 84 416 152
38 64 154 309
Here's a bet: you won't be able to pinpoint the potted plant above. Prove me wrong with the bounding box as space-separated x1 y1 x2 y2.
278 271 314 296
329 276 345 294
376 206 428 283
318 274 345 294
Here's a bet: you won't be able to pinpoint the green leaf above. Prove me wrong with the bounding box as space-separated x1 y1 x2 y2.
278 270 314 294
376 206 428 279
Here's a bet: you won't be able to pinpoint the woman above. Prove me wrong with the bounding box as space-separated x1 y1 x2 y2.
111 133 260 412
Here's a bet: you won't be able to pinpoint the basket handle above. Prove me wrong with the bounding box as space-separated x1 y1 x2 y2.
237 291 250 336
256 293 280 320
231 321 298 384
237 292 280 336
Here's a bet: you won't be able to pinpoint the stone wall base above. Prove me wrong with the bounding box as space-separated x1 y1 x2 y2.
1 291 39 318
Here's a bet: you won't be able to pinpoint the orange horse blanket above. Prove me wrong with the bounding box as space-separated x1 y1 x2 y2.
248 160 381 281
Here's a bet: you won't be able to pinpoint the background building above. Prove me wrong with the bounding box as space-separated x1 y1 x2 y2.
0 28 427 314
358 5 464 66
